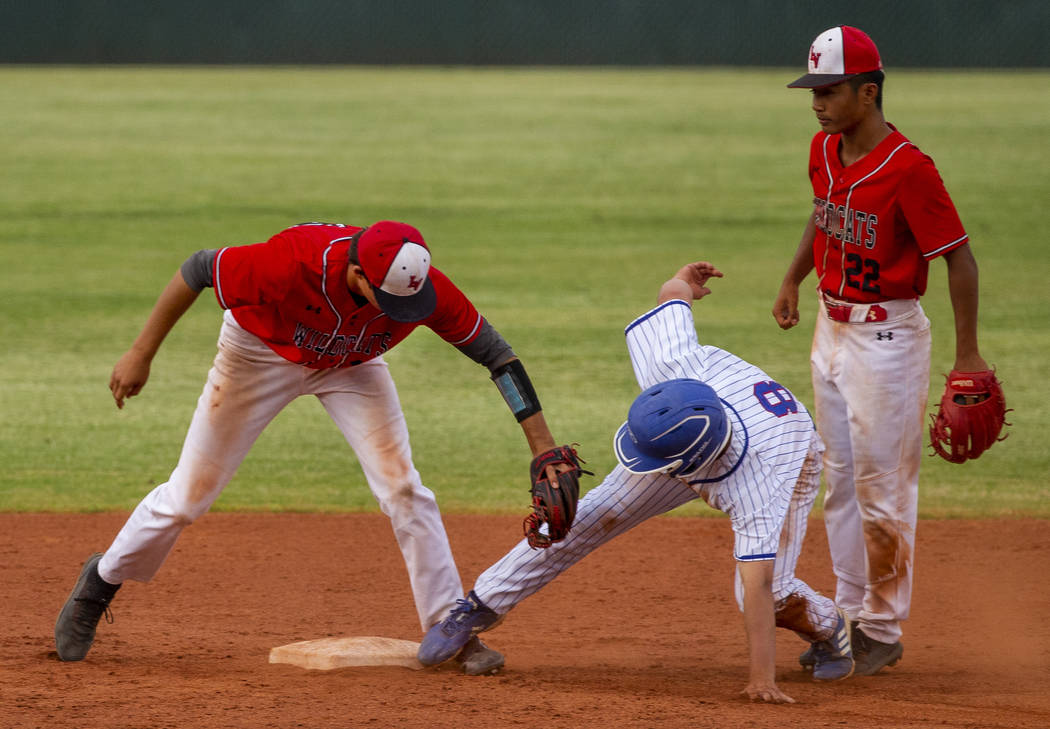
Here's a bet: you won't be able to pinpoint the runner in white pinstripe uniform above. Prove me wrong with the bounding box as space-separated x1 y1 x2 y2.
418 262 853 703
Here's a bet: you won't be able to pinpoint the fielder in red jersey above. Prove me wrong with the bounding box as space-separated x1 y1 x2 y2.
773 27 991 677
54 221 569 676
211 223 485 368
808 126 969 304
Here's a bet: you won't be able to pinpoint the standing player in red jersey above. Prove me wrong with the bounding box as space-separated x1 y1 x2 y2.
54 221 571 675
772 27 992 675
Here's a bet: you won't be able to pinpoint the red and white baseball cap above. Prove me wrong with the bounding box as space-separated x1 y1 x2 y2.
355 221 436 322
787 26 883 89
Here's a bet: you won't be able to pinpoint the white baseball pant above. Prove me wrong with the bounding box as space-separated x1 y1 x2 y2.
811 296 931 644
97 313 463 630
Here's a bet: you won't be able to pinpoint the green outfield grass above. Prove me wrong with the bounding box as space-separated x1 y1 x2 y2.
1 66 1046 517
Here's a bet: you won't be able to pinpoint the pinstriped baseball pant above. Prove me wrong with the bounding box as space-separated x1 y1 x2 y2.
474 431 839 643
97 314 462 631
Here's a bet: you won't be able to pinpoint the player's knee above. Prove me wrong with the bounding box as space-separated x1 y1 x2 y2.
589 500 629 540
773 592 822 640
378 473 433 512
150 498 205 528
144 477 216 527
387 481 423 507
167 496 212 526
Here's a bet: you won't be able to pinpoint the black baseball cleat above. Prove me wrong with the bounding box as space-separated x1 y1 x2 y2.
455 635 505 676
851 624 903 676
54 553 122 661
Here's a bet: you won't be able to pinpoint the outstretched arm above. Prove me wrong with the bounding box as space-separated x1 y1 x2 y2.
455 322 562 459
489 356 559 460
738 560 796 704
110 271 200 408
772 216 817 330
518 409 557 455
657 261 725 306
488 354 582 550
943 243 989 372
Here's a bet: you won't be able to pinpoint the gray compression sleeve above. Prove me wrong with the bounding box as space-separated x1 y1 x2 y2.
179 249 219 292
456 318 516 372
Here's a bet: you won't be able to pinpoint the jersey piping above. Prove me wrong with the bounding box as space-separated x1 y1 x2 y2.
448 313 484 346
924 234 969 259
315 238 347 367
214 247 231 309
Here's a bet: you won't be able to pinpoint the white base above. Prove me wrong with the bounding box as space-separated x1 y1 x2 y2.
268 636 424 671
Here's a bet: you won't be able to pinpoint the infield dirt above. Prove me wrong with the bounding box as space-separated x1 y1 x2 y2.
4 513 1048 728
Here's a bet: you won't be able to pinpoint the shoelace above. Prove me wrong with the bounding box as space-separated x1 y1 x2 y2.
74 596 115 624
441 598 482 634
450 597 478 616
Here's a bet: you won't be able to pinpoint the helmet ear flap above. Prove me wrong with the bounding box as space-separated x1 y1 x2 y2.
679 417 733 476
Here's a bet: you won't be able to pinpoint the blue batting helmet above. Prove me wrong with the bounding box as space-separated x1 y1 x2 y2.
614 378 732 476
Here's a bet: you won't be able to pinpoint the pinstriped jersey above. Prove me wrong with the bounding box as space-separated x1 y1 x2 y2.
625 300 817 561
809 125 968 303
210 223 483 369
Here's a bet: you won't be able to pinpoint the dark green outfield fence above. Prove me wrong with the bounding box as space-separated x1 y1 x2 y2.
2 1 1047 67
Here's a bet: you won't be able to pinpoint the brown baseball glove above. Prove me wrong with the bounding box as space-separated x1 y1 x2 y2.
523 445 590 549
929 369 1009 463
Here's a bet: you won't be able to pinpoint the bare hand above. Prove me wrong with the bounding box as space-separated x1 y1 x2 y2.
741 681 796 704
658 262 724 304
772 282 800 330
673 261 724 299
110 349 152 409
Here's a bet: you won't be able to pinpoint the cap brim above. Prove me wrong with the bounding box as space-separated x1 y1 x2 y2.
613 422 682 475
787 73 855 89
372 277 437 322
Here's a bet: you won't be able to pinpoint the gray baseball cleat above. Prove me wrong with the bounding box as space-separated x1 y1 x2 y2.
456 635 505 676
54 553 121 661
851 624 903 676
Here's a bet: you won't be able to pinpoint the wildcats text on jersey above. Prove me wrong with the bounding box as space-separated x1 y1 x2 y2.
292 322 392 358
814 196 878 250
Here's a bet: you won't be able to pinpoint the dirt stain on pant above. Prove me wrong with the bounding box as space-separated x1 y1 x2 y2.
863 516 913 626
863 517 911 583
775 592 819 640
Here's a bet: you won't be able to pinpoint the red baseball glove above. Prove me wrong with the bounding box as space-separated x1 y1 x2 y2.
929 369 1009 463
523 445 590 549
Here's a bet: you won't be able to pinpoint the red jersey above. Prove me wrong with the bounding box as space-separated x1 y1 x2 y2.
808 126 968 303
211 223 483 369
